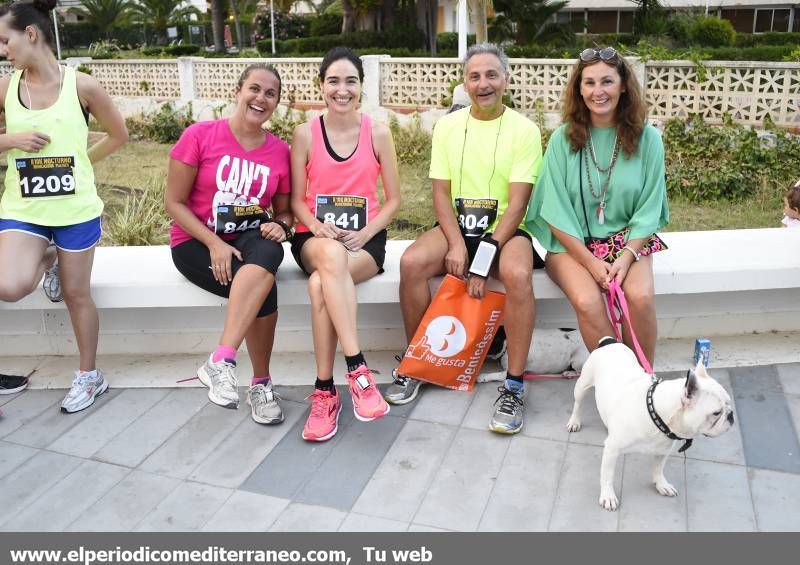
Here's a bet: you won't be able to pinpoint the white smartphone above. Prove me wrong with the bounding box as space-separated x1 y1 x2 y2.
469 240 497 278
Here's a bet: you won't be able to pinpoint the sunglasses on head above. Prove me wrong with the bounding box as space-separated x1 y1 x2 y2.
579 47 618 62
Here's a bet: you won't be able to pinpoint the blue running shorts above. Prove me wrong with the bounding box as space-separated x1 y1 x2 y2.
0 217 102 252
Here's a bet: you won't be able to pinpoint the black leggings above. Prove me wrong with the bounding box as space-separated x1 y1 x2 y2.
171 230 283 317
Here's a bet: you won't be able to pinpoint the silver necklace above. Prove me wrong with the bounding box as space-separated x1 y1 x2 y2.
584 130 621 225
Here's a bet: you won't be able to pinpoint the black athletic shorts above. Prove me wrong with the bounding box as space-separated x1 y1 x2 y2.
461 228 545 270
290 229 388 275
171 230 284 318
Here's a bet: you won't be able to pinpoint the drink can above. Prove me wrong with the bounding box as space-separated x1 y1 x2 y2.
693 338 711 367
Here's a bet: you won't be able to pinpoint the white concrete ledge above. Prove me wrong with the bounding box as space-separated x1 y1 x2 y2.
1 228 799 356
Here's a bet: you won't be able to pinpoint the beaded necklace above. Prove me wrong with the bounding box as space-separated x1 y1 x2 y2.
583 129 621 225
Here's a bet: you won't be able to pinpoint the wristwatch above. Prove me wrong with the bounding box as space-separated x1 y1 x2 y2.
272 219 294 241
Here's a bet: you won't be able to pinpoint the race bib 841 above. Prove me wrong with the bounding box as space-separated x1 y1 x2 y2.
315 194 368 231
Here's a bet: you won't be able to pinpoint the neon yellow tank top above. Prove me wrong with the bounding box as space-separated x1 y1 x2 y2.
1 66 102 226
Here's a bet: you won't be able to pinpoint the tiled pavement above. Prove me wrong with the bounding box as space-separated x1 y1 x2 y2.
1 364 799 532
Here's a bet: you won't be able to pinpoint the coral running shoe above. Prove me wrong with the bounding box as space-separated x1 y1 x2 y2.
346 364 390 422
302 389 342 442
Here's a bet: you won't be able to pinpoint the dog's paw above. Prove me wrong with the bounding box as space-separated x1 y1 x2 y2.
655 479 679 497
599 489 619 511
566 416 581 432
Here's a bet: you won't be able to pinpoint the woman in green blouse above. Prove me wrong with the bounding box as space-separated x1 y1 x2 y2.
525 48 669 365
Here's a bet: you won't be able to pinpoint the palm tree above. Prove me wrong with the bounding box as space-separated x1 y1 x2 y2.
493 0 571 44
69 0 135 40
130 0 200 46
468 0 491 44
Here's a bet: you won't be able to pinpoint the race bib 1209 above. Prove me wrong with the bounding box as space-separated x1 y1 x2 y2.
315 194 368 231
455 197 498 237
214 203 271 234
17 156 76 198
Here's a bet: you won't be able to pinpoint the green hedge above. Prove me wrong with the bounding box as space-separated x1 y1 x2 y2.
735 32 800 47
260 26 426 55
702 45 797 61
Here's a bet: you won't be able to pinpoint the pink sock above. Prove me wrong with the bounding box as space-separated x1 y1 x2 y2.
212 345 238 363
251 375 271 386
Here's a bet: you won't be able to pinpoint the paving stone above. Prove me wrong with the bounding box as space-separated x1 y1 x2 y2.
0 390 65 438
189 399 304 489
268 503 346 532
3 389 121 448
338 513 408 532
748 467 800 531
239 391 356 500
459 383 507 433
548 443 621 532
48 388 170 459
202 491 290 532
66 470 181 532
0 441 37 479
686 459 755 532
293 412 406 510
352 420 455 522
618 453 687 532
93 388 208 468
776 363 800 395
521 378 574 443
139 400 249 479
6 460 129 532
414 428 510 531
563 387 607 448
0 451 83 527
134 481 233 532
786 395 800 440
407 524 453 532
408 385 475 426
478 436 566 531
685 370 745 466
730 366 800 474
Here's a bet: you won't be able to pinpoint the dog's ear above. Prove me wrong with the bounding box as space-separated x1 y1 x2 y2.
695 360 710 379
682 369 699 406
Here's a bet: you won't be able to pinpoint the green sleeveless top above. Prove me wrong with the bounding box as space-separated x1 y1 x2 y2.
1 66 102 226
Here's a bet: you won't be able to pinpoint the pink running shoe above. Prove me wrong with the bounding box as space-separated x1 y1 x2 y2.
302 389 342 442
346 364 390 422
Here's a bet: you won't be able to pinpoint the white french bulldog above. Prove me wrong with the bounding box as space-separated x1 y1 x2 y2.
478 328 589 382
566 338 734 511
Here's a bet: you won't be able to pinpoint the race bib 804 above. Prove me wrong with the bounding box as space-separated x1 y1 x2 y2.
455 197 498 237
315 194 368 231
17 156 76 198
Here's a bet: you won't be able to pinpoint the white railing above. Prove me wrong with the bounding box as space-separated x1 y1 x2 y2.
1 57 799 128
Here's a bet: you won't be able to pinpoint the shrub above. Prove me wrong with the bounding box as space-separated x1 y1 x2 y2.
105 176 170 246
702 45 796 61
140 45 164 56
265 106 307 144
164 44 200 56
277 26 426 54
436 32 476 52
735 32 800 47
689 16 735 47
389 115 432 167
125 103 194 144
661 115 800 202
310 12 343 36
253 10 310 42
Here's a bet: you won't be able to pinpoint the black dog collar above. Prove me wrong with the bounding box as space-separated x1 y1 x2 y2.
646 377 693 453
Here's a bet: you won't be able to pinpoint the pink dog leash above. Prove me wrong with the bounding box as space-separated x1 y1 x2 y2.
605 279 654 375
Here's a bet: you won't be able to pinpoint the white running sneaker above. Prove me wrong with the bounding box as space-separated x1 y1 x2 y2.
196 355 239 408
247 382 284 424
43 259 63 303
61 369 108 413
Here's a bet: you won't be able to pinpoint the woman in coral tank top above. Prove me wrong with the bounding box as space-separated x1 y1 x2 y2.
290 47 401 442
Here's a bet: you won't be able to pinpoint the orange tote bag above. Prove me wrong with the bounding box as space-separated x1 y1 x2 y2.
397 275 506 391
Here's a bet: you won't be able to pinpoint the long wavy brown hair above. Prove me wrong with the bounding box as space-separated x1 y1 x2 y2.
562 53 646 157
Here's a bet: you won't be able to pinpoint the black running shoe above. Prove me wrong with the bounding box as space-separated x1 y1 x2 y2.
0 374 29 395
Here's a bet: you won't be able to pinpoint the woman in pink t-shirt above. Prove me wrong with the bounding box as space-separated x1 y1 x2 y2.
290 47 401 442
165 64 293 425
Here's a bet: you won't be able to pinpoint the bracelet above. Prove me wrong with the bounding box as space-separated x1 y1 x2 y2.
271 219 294 241
622 245 640 262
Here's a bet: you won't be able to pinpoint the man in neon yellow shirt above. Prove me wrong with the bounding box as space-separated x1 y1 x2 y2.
386 43 544 434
